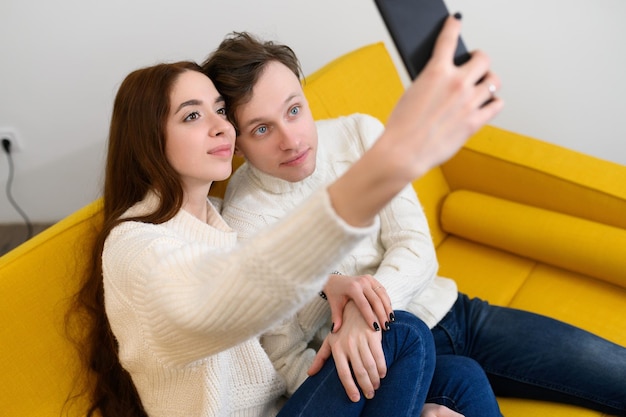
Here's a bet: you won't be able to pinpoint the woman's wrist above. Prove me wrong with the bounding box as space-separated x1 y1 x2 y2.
319 271 343 300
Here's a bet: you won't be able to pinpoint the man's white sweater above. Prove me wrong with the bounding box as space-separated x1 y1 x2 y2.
221 113 458 394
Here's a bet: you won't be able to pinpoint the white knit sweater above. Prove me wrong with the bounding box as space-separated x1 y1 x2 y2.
102 188 375 417
221 114 458 394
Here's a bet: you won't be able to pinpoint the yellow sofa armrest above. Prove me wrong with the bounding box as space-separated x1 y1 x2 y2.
441 190 626 287
441 125 626 230
0 199 102 416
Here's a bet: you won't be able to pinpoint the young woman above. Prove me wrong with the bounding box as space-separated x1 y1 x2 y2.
72 15 503 417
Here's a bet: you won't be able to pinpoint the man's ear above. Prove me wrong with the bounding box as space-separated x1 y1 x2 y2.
234 146 245 157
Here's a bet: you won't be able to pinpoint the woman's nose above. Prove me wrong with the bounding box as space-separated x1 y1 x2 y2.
209 114 234 137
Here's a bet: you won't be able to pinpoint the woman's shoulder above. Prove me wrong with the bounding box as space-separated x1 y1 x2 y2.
105 193 186 260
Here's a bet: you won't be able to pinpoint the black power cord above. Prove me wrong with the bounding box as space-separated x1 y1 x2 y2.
2 138 34 242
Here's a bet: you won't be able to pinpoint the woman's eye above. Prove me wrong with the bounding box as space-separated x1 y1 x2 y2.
217 107 227 116
289 106 300 116
184 111 200 122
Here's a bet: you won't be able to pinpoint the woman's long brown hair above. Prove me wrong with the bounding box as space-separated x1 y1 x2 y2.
67 61 203 417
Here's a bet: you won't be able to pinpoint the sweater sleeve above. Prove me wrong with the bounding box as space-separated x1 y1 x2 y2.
374 185 439 309
223 175 333 394
102 188 373 367
349 114 438 309
260 312 318 396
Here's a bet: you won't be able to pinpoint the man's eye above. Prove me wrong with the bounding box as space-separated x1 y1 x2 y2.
184 111 200 122
290 106 300 116
254 126 268 135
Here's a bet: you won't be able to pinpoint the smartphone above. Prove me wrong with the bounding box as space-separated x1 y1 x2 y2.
374 0 470 79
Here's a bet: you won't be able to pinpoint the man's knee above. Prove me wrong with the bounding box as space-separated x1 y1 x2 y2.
388 310 434 353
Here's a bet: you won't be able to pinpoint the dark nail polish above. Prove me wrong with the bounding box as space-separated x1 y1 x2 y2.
453 12 462 20
385 321 390 331
389 312 395 322
373 322 380 332
330 322 335 333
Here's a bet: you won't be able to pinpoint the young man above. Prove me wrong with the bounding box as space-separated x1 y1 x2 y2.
201 25 506 416
203 28 624 417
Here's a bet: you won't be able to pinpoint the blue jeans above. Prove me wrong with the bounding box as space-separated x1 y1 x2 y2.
427 355 502 417
278 311 434 417
278 310 502 417
432 293 626 416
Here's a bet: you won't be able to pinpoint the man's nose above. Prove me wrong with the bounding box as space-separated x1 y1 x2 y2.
277 125 300 150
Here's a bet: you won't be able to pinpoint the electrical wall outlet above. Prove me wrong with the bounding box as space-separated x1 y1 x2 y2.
0 128 23 153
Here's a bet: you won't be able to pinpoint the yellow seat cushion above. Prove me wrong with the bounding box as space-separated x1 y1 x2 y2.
436 235 536 306
509 264 626 346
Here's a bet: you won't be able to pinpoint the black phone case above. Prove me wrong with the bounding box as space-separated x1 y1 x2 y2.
374 0 470 79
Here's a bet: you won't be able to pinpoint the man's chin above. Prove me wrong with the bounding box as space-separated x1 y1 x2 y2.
292 164 317 182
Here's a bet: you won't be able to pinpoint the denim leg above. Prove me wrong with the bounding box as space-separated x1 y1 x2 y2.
278 310 435 417
427 355 502 417
432 293 626 416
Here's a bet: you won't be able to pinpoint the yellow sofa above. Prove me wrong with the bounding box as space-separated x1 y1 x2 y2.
1 42 625 417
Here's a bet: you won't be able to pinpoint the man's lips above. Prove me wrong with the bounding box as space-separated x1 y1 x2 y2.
281 149 309 167
207 144 233 157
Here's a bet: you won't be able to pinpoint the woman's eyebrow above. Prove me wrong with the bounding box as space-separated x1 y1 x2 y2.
174 99 202 115
175 96 225 115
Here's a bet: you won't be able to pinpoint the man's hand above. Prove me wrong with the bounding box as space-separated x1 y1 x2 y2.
323 273 393 333
421 403 464 417
307 301 386 402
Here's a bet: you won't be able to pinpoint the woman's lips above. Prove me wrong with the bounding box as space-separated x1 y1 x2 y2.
207 144 232 157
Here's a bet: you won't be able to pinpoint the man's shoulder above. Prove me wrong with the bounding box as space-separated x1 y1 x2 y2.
316 113 385 153
225 161 249 188
223 166 283 212
222 164 261 206
316 113 383 131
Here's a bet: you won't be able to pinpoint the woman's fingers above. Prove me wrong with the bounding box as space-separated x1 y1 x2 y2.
430 14 464 66
365 283 393 330
474 71 501 109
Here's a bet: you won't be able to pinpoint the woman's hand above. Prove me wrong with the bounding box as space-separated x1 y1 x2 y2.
322 273 393 333
307 301 385 402
382 14 504 181
327 15 503 228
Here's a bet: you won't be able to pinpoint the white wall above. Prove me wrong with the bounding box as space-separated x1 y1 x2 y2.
1 0 625 223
